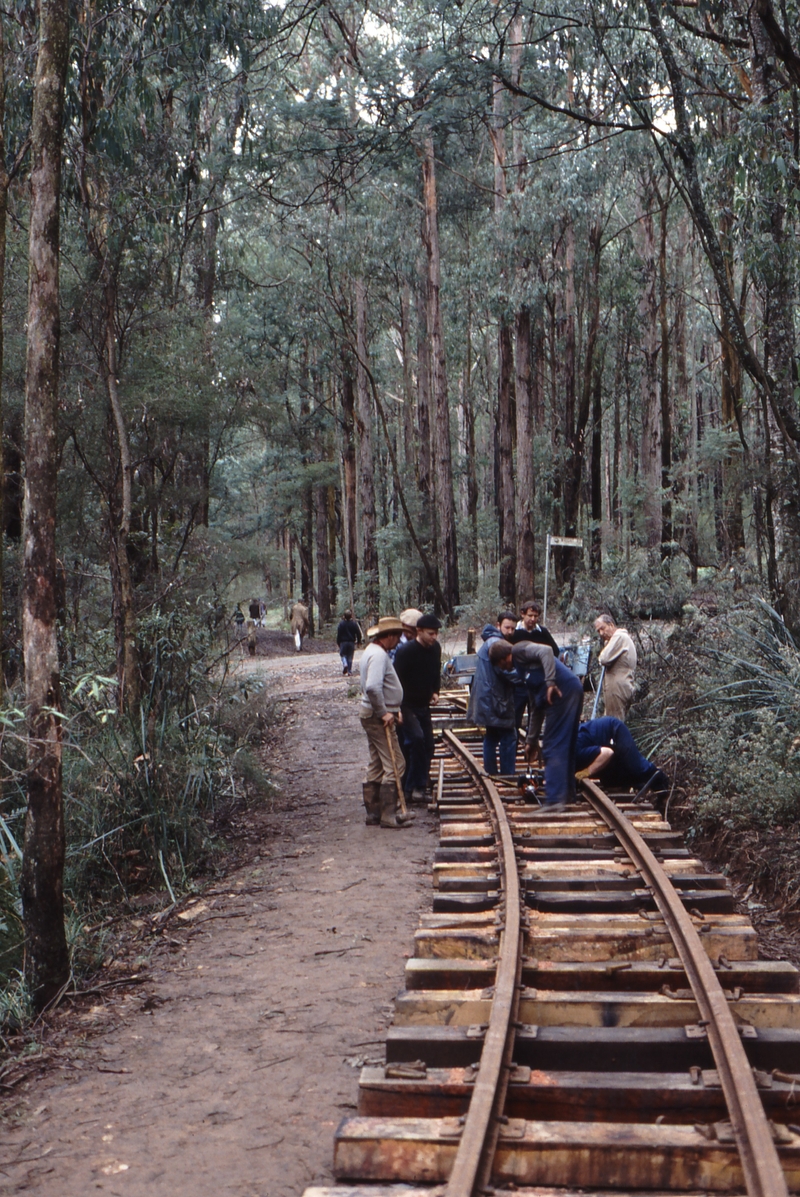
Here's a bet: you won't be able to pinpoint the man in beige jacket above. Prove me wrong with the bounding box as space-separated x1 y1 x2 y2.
595 614 637 721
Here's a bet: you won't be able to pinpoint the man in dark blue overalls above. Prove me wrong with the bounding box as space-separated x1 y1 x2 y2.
492 640 584 812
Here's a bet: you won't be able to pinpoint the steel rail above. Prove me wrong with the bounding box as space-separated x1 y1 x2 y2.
442 728 522 1197
581 776 788 1197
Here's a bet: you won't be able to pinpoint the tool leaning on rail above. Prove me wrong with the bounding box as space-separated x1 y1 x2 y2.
305 707 800 1197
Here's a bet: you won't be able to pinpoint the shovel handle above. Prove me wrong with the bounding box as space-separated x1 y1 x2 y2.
384 722 409 816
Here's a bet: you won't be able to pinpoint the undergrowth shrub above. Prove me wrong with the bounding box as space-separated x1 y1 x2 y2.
0 601 276 1000
630 593 800 903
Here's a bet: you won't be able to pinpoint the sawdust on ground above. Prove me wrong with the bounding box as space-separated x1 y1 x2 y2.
1 640 436 1197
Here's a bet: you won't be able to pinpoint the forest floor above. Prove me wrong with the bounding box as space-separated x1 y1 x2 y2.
0 634 439 1196
3 629 800 1196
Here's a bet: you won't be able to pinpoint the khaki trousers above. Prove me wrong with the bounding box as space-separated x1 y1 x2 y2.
603 674 633 721
361 713 401 784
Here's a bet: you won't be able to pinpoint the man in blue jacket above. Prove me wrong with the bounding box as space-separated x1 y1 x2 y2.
467 634 518 775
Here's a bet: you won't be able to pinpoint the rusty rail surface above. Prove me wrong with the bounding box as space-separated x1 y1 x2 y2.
581 775 788 1197
441 728 522 1197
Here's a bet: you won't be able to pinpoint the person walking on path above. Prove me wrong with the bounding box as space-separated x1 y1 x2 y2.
394 613 442 802
336 609 362 675
467 637 518 776
359 616 411 829
290 600 310 652
595 614 637 721
503 640 584 812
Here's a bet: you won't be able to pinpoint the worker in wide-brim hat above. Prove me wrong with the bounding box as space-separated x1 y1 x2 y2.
359 616 412 829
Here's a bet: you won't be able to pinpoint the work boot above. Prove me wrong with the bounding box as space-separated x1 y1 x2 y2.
362 781 381 825
379 782 408 829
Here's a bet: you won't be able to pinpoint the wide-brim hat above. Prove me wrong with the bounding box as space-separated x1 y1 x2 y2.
367 616 403 638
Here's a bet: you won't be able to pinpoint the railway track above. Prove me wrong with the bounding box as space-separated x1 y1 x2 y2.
305 703 800 1196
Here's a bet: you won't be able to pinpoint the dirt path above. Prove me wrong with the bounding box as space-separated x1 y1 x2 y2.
2 647 436 1196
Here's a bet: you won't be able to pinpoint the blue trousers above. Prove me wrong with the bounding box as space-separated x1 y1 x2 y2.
576 717 655 788
483 726 518 775
526 659 584 806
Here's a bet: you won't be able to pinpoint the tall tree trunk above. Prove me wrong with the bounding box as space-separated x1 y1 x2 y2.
497 322 517 605
514 310 535 599
422 137 459 613
0 14 9 705
104 286 141 714
354 279 378 614
20 0 70 1012
340 353 358 603
638 180 662 548
658 194 673 557
415 265 433 517
591 358 603 572
492 77 517 605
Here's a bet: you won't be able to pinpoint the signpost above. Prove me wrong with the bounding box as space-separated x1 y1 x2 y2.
542 533 583 624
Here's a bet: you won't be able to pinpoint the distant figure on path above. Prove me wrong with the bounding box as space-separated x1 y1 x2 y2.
336 609 362 675
249 598 261 623
290 600 310 652
595 614 637 721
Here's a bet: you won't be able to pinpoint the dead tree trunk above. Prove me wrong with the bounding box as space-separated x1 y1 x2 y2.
340 353 359 603
354 279 378 614
20 0 71 1012
422 137 459 614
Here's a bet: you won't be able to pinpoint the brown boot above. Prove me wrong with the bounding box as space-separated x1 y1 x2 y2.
362 781 381 825
379 782 408 829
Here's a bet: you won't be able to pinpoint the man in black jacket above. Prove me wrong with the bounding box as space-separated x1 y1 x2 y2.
394 612 442 802
511 600 560 727
336 609 362 675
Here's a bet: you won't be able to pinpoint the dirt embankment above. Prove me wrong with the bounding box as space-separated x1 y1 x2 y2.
1 645 435 1197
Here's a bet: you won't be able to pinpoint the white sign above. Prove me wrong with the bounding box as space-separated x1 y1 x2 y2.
548 536 583 548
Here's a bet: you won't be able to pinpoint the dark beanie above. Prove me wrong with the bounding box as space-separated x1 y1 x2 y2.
417 612 442 630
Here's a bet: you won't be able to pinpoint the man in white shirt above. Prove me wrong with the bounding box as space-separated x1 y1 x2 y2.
359 616 411 829
595 614 637 721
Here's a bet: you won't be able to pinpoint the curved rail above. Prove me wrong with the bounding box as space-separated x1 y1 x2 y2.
581 776 788 1197
441 728 522 1197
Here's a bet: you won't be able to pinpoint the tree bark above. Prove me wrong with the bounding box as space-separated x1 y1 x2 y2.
104 286 142 714
20 0 71 1012
497 321 517 605
354 279 378 614
340 352 359 603
638 178 662 548
422 137 459 614
658 194 673 556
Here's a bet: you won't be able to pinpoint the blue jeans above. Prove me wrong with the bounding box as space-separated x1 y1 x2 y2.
526 659 584 805
400 704 435 793
339 641 355 672
483 726 518 775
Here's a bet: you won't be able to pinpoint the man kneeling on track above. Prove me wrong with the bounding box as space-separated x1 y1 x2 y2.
576 716 670 804
359 616 413 829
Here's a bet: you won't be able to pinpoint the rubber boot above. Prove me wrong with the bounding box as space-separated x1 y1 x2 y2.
379 782 408 829
362 781 381 825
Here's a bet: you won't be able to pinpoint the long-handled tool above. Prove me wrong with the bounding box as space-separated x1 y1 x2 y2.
384 722 410 818
591 665 605 719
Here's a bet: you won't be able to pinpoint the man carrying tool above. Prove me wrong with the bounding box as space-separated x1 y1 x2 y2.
359 616 412 829
594 614 637 721
394 612 442 803
489 640 583 812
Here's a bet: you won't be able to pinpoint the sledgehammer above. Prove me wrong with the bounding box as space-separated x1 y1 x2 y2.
384 722 410 818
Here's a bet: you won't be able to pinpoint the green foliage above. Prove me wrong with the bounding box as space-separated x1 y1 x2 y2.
564 553 692 624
